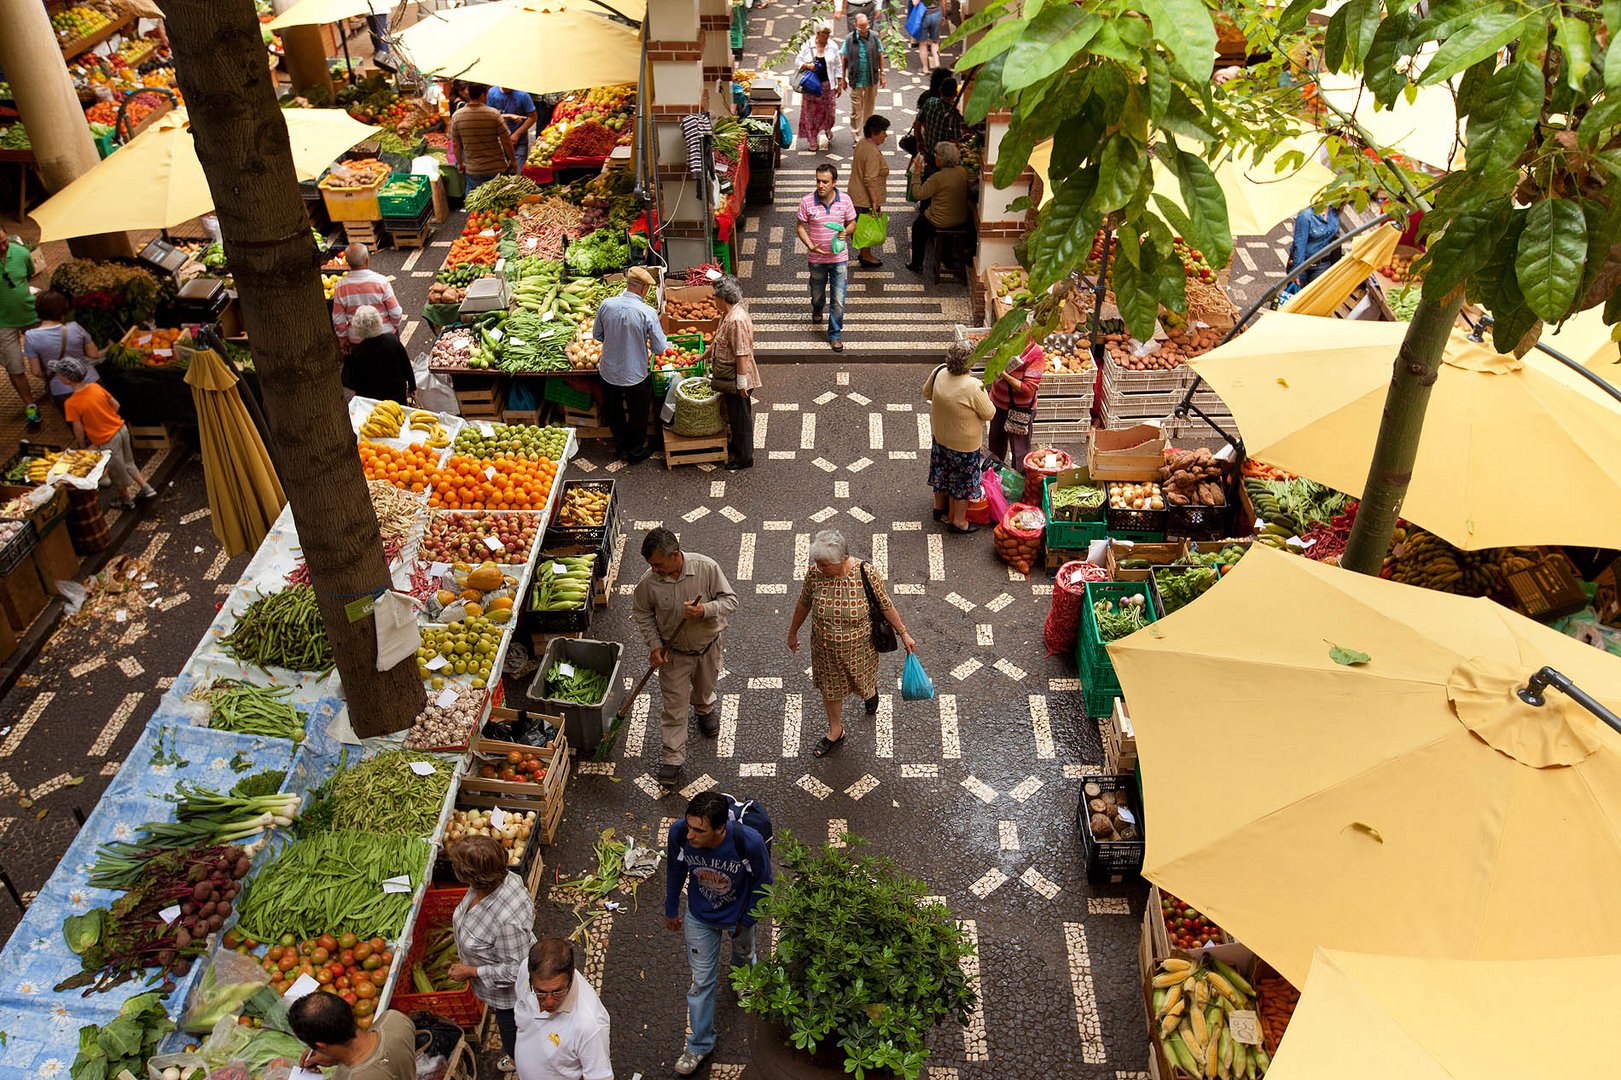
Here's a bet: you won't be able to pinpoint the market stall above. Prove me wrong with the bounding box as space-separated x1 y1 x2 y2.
0 391 614 1078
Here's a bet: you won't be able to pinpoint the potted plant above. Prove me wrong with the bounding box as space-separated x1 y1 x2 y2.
731 832 977 1080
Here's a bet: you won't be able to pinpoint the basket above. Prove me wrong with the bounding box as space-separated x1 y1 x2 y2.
319 172 387 222
386 886 485 1029
0 520 38 576
1105 497 1169 535
1076 775 1145 884
1042 474 1107 550
543 377 595 412
1166 500 1234 540
378 173 432 218
1079 580 1158 682
670 376 725 437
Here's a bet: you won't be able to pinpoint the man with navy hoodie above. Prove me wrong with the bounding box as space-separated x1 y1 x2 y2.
664 791 773 1076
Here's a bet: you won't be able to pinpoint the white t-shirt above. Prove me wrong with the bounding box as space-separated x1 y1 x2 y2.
514 976 613 1080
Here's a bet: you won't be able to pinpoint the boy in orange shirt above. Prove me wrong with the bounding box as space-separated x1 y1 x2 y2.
60 358 156 509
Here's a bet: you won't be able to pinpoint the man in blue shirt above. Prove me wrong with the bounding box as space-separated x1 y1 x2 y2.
664 791 772 1076
487 86 539 162
591 266 668 463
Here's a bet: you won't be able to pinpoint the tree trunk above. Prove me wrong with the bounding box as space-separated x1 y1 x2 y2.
1340 285 1465 575
0 0 131 260
159 0 423 736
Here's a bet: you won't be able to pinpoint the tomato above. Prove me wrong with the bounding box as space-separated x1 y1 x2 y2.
315 968 335 985
479 765 498 779
353 981 377 1001
299 940 315 956
328 962 346 979
278 954 298 972
238 1016 254 1027
339 949 356 966
369 968 388 987
317 934 338 953
224 930 243 950
356 1015 373 1030
280 934 297 948
336 975 351 990
500 767 518 781
262 960 278 976
362 954 382 971
354 942 374 962
241 937 260 951
505 751 522 765
368 938 386 953
339 990 358 1006
338 932 359 950
379 950 393 966
311 947 331 965
267 946 284 962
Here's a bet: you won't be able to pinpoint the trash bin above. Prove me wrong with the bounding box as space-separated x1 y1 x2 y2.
526 637 621 755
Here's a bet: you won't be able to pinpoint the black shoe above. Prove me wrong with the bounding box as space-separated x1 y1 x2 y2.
626 447 653 464
859 257 884 268
725 459 753 471
656 763 682 785
813 733 846 758
947 522 979 534
932 507 947 521
811 306 824 321
864 694 879 715
697 711 720 737
906 263 923 273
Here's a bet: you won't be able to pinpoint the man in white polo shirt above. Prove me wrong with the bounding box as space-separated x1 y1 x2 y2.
514 938 613 1080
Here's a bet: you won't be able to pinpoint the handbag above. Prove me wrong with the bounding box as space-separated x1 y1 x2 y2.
851 211 888 250
1003 403 1034 436
794 68 824 96
904 0 926 39
859 562 898 653
898 131 917 156
777 111 793 148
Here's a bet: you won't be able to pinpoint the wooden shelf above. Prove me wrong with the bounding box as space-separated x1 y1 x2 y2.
58 11 136 62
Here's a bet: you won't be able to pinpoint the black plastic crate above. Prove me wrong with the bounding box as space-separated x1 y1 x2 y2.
382 204 432 233
1 441 66 487
1105 503 1169 534
1166 500 1233 540
545 479 618 548
522 591 593 634
0 519 38 576
1076 775 1144 885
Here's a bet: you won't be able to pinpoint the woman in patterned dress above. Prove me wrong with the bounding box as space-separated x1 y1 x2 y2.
787 529 916 757
794 22 843 151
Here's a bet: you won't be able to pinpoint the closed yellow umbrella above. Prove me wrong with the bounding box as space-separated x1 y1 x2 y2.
398 0 640 96
1279 221 1401 316
1107 545 1621 987
184 344 286 557
267 0 391 29
29 108 378 242
1266 948 1615 1080
1190 311 1621 548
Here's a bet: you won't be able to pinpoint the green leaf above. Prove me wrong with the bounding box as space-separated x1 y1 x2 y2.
1144 53 1172 128
1324 4 1351 71
1364 12 1417 106
1421 203 1510 303
992 124 1037 189
1140 0 1217 83
1580 92 1621 149
1112 246 1161 340
962 53 1007 127
1556 14 1593 89
1052 108 1105 182
1516 198 1587 322
1092 135 1145 213
1003 7 1103 92
1454 56 1497 118
1328 643 1371 666
1463 60 1543 181
1419 11 1543 86
1015 67 1092 143
63 910 104 956
1162 85 1218 143
943 0 1014 48
1607 37 1621 89
96 1016 145 1060
1175 148 1233 270
1028 172 1102 293
1344 0 1383 69
957 19 1024 70
1277 0 1319 34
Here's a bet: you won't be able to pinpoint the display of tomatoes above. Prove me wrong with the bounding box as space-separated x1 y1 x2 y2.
254 933 396 1028
1160 890 1225 950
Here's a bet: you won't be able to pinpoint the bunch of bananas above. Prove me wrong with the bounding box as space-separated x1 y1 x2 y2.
359 399 406 439
26 449 102 483
1151 957 1271 1079
1383 527 1537 597
408 409 451 449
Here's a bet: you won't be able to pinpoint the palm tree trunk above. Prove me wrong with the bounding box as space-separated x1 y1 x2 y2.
1341 285 1465 574
162 0 423 736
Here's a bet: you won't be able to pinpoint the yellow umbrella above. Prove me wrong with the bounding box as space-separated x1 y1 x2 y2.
29 108 378 242
1537 304 1620 374
184 343 286 556
1026 135 1334 238
1266 948 1615 1080
267 0 391 29
398 1 640 96
1107 545 1621 988
1190 312 1621 548
1279 221 1402 316
1315 71 1465 171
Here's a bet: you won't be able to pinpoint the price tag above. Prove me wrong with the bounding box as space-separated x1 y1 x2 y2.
425 655 449 671
705 268 722 281
495 258 506 273
484 465 498 480
1117 806 1136 825
509 336 526 346
159 904 182 925
540 311 555 322
283 973 322 1001
1044 453 1057 468
489 808 508 830
1227 1010 1261 1045
381 874 413 894
483 535 505 551
434 687 460 708
429 561 450 577
345 594 376 622
1254 518 1268 532
525 237 538 249
551 562 567 575
153 349 173 358
558 661 575 678
408 761 437 776
479 229 497 238
115 610 127 623
1286 536 1314 550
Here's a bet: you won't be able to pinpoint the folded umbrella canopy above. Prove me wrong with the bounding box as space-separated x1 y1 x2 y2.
1189 312 1621 549
29 108 379 242
397 0 640 96
1278 221 1401 316
1108 546 1621 987
1266 948 1615 1080
1538 304 1620 375
185 343 286 557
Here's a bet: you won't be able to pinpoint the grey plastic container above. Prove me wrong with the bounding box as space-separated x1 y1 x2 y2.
527 637 622 754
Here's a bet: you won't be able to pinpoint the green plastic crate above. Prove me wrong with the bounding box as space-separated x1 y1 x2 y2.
543 377 595 411
1109 527 1168 543
1043 475 1107 550
652 334 707 397
1079 580 1158 682
378 173 431 218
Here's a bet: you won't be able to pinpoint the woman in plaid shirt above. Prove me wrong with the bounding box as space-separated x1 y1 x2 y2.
448 836 537 1073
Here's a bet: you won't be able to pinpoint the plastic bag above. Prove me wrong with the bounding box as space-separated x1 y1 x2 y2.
905 0 926 38
183 949 273 1034
995 462 1025 502
851 212 888 249
982 466 1010 522
901 652 935 701
777 111 793 149
147 1052 206 1080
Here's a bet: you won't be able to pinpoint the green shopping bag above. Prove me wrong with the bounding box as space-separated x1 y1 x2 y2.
851 211 888 250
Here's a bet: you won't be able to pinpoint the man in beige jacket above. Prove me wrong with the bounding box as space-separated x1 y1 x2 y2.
632 528 739 786
846 115 892 268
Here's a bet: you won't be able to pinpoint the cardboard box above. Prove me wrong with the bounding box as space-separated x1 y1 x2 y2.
1106 697 1137 775
31 519 79 595
660 284 720 336
1595 558 1621 628
0 550 48 634
1089 423 1168 478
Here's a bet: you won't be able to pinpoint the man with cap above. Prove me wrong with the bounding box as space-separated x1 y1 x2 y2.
591 266 668 464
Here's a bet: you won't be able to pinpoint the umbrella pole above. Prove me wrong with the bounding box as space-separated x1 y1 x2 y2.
1518 667 1621 734
339 23 356 85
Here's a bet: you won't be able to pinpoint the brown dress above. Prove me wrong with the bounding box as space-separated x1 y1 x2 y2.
799 559 894 700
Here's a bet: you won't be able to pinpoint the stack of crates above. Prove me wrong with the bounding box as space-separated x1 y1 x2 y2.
1076 580 1157 718
379 174 433 248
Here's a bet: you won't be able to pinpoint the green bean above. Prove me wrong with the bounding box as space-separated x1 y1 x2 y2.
206 680 306 741
220 585 335 674
326 750 454 837
233 830 429 942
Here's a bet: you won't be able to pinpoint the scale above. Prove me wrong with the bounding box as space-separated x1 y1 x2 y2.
137 237 190 278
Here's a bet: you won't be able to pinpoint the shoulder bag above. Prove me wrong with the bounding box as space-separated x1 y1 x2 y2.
860 562 898 653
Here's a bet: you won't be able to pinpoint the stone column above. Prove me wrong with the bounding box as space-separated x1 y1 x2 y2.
0 0 131 257
646 0 730 271
972 109 1029 324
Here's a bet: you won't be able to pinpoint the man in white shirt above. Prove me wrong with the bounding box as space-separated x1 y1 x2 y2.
514 938 613 1080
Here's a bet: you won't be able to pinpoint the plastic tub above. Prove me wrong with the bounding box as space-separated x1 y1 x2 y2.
526 638 621 754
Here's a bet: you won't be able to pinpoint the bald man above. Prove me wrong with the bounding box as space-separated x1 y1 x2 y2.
331 243 404 345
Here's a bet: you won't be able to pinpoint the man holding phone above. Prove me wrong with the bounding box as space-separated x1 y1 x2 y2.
631 528 739 787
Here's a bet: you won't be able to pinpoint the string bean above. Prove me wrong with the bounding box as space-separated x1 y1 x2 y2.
543 660 608 704
233 831 429 942
219 585 334 674
327 750 454 836
205 680 306 741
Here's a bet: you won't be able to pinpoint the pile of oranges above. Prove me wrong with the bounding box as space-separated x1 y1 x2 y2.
427 454 558 510
358 442 439 492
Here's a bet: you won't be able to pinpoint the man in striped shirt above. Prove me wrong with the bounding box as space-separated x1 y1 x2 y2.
331 243 404 345
451 83 517 193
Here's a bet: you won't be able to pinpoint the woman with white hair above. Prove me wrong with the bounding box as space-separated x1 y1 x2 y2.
341 304 415 406
707 275 759 471
794 21 843 152
906 140 973 275
788 529 916 758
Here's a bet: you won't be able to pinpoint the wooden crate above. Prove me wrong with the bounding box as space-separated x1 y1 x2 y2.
1105 538 1188 582
463 713 571 845
502 407 542 426
128 423 177 452
389 226 433 249
662 427 728 469
527 628 583 654
0 551 48 634
455 379 506 420
594 535 624 608
1104 698 1137 775
341 220 381 247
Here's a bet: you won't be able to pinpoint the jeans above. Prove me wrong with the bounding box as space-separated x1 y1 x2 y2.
465 172 499 194
808 262 847 340
492 1006 516 1058
722 392 753 466
915 8 942 41
601 376 653 457
684 918 757 1057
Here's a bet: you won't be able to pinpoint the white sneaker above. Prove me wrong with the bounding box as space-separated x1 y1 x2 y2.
674 1049 707 1075
817 132 829 151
